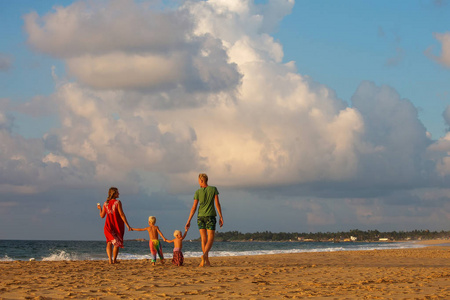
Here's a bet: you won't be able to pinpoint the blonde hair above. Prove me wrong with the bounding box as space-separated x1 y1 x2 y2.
174 230 181 238
198 173 208 183
148 216 156 224
107 187 119 201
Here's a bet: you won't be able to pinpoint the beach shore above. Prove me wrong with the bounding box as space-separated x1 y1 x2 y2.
1 242 449 299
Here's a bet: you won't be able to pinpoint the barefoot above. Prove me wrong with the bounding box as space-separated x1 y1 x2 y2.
198 255 205 267
161 259 165 265
204 255 211 267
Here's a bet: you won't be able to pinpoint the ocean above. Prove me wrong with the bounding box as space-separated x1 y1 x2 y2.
0 240 424 262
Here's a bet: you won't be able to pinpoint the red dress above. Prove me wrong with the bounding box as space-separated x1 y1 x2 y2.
103 199 125 248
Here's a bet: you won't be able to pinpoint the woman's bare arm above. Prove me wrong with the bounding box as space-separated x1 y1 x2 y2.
98 202 106 218
117 201 131 230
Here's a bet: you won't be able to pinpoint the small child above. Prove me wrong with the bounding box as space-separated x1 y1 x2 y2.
132 216 166 265
164 229 188 266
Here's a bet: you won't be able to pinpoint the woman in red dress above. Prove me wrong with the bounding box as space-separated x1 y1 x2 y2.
97 187 131 264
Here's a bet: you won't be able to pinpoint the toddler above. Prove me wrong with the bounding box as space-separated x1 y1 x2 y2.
164 229 188 266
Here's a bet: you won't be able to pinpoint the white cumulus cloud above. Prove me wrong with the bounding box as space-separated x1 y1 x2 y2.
426 32 450 68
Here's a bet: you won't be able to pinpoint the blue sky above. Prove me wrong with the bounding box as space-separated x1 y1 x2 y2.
275 1 450 138
1 0 450 241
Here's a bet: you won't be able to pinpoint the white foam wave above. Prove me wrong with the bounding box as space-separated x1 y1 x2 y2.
42 250 80 261
114 242 425 261
0 255 14 262
195 242 425 258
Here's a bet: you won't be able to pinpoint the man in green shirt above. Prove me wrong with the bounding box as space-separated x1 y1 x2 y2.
185 173 224 267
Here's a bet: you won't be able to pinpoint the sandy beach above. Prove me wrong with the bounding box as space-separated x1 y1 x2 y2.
1 243 449 299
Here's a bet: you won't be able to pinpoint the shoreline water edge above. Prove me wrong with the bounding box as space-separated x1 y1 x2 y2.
0 238 449 262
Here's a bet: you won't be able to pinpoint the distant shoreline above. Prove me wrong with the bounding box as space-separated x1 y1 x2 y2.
125 238 450 244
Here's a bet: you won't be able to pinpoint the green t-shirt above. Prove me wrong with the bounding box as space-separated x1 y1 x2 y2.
194 186 219 217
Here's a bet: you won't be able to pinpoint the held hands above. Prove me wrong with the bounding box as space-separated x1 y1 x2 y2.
185 222 190 231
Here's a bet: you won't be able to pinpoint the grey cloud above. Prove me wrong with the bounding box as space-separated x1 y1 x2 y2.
377 26 385 38
0 54 13 71
0 114 14 132
433 0 448 7
15 95 58 117
24 1 192 58
443 105 450 127
351 81 432 187
24 1 242 99
385 47 405 67
257 0 295 34
425 32 450 68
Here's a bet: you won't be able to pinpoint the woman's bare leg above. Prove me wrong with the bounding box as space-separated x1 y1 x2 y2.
106 242 113 264
112 246 120 263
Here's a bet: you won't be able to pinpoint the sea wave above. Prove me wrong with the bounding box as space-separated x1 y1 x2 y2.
120 242 426 259
42 250 81 261
196 242 426 258
0 240 426 261
0 255 14 262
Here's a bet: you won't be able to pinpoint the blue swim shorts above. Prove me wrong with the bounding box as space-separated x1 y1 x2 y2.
197 216 217 230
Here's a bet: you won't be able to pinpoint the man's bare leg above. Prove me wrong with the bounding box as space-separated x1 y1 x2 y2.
199 229 208 267
203 230 215 266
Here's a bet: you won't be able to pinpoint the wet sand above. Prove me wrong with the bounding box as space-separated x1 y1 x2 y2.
1 242 449 299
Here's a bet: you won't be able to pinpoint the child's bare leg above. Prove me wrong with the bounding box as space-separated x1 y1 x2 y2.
112 246 120 263
158 245 165 264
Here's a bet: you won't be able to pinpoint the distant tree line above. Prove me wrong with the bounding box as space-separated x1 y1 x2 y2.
214 229 450 242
